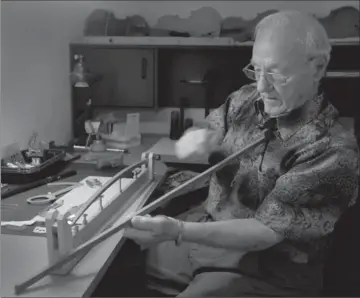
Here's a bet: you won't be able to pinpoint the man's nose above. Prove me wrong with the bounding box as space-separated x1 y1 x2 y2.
257 75 272 93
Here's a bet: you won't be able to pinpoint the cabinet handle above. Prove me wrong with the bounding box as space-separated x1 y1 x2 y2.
141 58 147 79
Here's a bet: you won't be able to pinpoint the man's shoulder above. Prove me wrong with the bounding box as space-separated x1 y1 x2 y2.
295 115 359 166
229 83 259 106
227 83 259 119
327 120 359 164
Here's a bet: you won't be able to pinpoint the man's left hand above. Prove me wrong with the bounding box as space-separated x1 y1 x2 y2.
123 215 181 248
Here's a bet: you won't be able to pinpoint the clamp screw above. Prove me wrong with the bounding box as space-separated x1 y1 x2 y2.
99 196 104 211
83 214 88 225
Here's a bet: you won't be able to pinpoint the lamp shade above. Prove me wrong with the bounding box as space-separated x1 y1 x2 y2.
70 55 101 88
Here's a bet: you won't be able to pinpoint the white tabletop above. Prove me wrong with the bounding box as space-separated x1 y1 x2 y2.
1 182 150 297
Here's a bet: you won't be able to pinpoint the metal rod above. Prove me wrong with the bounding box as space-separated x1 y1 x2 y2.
14 130 270 295
73 145 127 153
71 160 146 225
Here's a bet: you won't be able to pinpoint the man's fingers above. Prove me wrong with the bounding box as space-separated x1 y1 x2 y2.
124 211 137 222
123 227 154 241
125 213 151 226
123 215 176 248
130 215 161 230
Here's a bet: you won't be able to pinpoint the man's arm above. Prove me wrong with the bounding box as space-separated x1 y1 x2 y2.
181 218 283 251
254 145 359 242
178 144 358 252
175 84 257 159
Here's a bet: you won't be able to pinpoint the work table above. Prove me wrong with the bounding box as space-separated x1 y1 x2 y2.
1 164 139 297
1 135 208 297
74 134 209 166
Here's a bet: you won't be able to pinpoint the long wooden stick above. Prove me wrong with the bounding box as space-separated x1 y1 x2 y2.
14 131 269 295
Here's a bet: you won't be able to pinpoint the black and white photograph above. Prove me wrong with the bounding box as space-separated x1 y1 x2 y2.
1 1 359 297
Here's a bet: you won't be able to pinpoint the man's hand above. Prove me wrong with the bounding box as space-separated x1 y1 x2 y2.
175 128 221 159
123 215 181 249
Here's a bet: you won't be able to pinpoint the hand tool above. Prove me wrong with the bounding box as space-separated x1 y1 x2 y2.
27 182 82 206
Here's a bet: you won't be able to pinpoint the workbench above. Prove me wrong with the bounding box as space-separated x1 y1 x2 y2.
1 135 208 297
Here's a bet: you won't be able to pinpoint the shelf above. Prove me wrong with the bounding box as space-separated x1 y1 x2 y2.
71 36 359 48
329 37 360 46
71 36 240 47
325 71 359 78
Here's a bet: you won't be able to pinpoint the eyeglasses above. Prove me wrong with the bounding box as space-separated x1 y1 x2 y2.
242 63 290 85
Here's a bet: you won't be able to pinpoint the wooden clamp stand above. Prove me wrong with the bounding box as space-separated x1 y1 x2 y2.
43 152 165 276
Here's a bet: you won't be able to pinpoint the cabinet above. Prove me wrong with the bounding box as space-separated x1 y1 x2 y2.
322 44 360 118
157 47 252 109
70 46 155 108
70 37 359 143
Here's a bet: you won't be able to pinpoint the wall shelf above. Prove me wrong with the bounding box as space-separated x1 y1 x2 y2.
326 71 359 78
70 35 359 136
71 36 360 48
328 37 360 46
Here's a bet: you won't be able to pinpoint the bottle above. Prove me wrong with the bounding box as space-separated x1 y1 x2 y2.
170 111 181 140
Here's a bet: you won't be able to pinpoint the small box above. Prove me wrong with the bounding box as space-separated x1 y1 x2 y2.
1 149 66 184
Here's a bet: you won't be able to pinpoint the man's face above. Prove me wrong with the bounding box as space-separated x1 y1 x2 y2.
251 30 317 117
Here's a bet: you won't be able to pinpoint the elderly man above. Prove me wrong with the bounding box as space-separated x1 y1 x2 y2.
123 10 359 297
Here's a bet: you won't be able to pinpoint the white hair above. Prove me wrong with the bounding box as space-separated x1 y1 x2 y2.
254 10 332 66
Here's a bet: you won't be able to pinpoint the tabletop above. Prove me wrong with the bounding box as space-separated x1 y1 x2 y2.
1 164 149 297
1 135 208 297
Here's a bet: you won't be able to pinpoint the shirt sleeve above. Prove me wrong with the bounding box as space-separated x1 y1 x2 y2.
205 83 258 133
255 143 359 242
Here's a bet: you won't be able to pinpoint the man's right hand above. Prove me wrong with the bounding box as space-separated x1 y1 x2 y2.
175 128 221 160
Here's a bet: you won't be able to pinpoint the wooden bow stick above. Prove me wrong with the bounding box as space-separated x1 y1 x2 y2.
14 130 270 295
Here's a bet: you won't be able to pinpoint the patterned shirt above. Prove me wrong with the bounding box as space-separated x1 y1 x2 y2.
201 83 359 290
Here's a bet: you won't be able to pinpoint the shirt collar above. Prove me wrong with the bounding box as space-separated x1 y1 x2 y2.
254 93 336 141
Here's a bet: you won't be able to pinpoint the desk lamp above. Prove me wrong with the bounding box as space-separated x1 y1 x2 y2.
70 54 103 87
70 54 104 151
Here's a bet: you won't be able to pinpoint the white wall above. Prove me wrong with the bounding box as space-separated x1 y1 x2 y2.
1 1 358 151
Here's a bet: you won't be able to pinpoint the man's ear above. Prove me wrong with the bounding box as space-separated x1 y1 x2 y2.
311 56 328 82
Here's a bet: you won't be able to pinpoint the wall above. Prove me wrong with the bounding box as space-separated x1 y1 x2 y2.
1 1 358 151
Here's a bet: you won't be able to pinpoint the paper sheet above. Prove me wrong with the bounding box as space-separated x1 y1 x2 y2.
1 217 43 227
1 176 135 227
125 113 140 138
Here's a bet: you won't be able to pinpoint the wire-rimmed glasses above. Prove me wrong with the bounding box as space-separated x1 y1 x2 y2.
242 62 290 86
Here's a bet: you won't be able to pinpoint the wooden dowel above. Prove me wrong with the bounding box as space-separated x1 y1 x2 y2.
14 130 269 295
